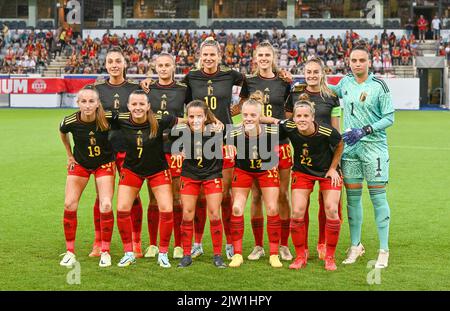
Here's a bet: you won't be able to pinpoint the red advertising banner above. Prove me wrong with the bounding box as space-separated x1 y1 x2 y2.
0 78 95 94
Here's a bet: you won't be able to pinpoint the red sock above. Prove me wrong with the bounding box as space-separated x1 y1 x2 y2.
147 204 159 246
63 210 77 253
325 218 341 258
181 220 194 256
318 192 326 245
158 211 173 254
194 198 207 244
173 203 183 247
93 197 101 246
251 217 264 247
131 197 143 243
117 211 133 252
230 214 244 255
290 218 306 258
304 202 310 250
280 218 290 247
267 214 281 255
221 196 233 244
100 211 114 252
210 219 223 256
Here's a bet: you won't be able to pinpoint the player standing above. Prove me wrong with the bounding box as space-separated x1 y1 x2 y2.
330 43 394 268
182 38 244 260
170 100 227 268
287 57 342 260
113 90 181 268
238 41 293 261
90 47 144 258
59 87 115 268
144 53 188 260
278 100 343 271
227 92 283 268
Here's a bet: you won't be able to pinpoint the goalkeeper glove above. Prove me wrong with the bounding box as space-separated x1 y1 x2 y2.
343 125 373 146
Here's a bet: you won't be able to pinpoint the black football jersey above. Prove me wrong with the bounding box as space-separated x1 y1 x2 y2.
147 80 188 153
60 111 114 169
183 66 244 125
91 79 141 152
287 85 340 126
112 112 177 176
169 124 223 180
279 120 341 177
225 125 279 173
240 74 291 144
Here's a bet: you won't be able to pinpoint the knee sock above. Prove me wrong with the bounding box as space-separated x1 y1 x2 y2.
194 198 207 244
93 197 101 247
210 219 223 256
221 196 233 244
369 186 390 250
280 218 290 247
251 217 264 247
100 211 114 253
181 220 194 256
117 211 133 252
147 204 159 246
318 192 326 245
346 187 363 246
267 215 281 256
131 197 143 244
230 214 244 255
290 218 306 259
173 203 183 247
63 210 77 253
159 211 173 254
325 218 341 258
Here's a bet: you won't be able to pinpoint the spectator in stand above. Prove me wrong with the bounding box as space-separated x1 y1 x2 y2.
417 15 428 43
432 15 442 40
392 46 401 65
383 55 393 74
372 56 383 74
401 46 411 65
405 18 414 38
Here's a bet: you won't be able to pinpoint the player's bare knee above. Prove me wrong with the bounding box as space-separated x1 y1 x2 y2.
64 201 78 212
232 205 243 216
99 199 112 213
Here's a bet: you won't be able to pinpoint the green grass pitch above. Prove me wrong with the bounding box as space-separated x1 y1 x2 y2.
0 109 449 291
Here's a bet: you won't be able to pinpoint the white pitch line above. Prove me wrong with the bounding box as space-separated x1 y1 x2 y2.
390 145 450 151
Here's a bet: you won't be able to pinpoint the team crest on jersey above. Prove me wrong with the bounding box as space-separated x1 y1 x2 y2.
360 91 368 102
161 94 167 110
114 94 120 110
136 130 143 146
302 143 309 157
207 80 214 95
89 131 96 146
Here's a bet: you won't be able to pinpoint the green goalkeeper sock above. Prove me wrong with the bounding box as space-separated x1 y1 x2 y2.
369 185 390 250
345 187 363 247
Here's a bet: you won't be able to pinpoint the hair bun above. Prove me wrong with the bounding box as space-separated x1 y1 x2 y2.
249 90 264 103
298 93 310 101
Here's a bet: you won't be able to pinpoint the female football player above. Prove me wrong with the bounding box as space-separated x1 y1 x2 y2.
279 100 343 271
59 87 115 268
238 41 293 261
227 91 283 268
170 100 227 268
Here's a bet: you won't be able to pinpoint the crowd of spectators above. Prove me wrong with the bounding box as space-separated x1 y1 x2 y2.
61 28 417 76
1 25 417 76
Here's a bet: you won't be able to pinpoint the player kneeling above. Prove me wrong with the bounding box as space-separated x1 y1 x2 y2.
170 100 226 268
59 87 115 268
227 92 283 268
278 99 343 271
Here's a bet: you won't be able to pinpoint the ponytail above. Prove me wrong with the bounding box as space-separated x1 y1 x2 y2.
147 108 159 139
242 90 264 114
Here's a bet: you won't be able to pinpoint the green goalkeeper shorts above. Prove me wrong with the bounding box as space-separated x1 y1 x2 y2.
341 140 390 183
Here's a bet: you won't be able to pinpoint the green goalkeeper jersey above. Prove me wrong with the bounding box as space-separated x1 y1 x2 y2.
329 73 395 143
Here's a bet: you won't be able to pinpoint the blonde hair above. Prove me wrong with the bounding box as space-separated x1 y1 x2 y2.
293 99 316 116
304 57 335 99
196 37 222 70
78 87 109 132
253 41 279 75
242 90 264 115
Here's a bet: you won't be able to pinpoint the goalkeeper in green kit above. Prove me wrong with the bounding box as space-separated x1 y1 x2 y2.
329 42 394 269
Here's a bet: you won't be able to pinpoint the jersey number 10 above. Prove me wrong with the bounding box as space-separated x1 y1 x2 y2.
204 96 217 110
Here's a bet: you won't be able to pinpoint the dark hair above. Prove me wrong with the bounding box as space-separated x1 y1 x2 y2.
186 100 216 126
106 46 127 80
351 40 369 55
79 86 109 131
128 90 158 138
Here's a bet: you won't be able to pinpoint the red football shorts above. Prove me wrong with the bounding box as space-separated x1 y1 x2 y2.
180 176 223 195
222 145 236 169
165 153 183 178
115 151 126 172
119 168 172 189
232 167 280 188
276 143 293 170
68 162 116 178
291 171 342 191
